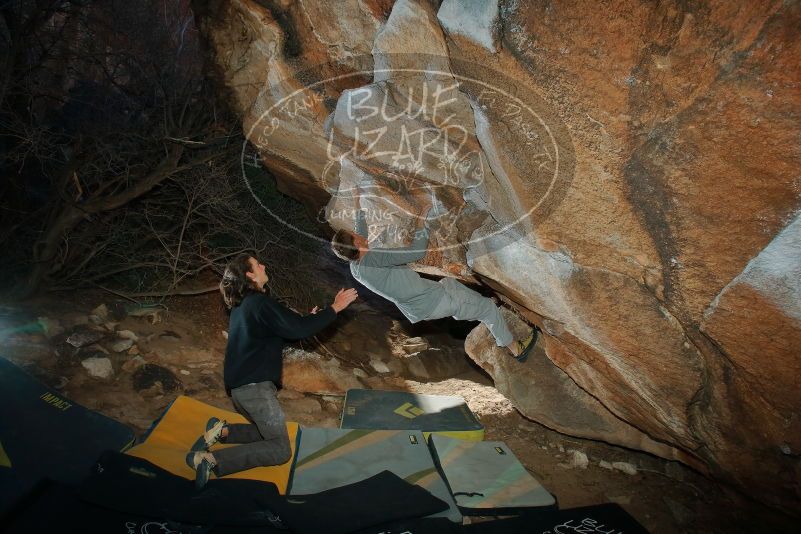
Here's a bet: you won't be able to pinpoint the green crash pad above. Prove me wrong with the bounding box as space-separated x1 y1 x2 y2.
340 389 484 441
0 357 134 515
429 434 556 514
290 428 462 523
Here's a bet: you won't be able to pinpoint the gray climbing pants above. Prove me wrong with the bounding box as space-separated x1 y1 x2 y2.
425 277 514 347
213 380 292 477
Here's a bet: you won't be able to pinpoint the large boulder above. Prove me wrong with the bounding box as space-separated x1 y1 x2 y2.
194 0 801 512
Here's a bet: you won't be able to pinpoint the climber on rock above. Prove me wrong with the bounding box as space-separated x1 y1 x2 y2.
330 199 539 363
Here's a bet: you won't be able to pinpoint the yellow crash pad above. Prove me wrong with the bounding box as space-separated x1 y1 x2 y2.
127 395 298 494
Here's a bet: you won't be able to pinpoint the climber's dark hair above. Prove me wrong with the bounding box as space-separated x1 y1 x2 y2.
331 230 360 261
220 253 259 309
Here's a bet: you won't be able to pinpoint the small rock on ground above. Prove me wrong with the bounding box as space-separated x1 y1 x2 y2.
401 336 429 354
564 449 589 469
117 330 139 341
66 329 106 348
612 461 638 475
81 357 114 379
109 339 134 353
370 360 391 373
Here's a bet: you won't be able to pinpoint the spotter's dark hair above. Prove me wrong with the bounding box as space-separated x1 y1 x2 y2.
219 253 259 309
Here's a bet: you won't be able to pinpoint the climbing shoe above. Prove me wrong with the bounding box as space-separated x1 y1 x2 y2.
514 326 540 363
191 417 227 452
185 451 215 489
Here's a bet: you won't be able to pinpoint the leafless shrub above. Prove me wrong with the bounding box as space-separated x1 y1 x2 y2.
50 153 326 309
0 1 328 307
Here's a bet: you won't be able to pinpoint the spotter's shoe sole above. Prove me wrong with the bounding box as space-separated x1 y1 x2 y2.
191 417 226 452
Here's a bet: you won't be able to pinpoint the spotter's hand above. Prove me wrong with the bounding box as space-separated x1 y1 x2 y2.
332 288 358 313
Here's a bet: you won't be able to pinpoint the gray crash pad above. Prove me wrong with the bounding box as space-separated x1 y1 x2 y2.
290 427 462 523
429 434 555 514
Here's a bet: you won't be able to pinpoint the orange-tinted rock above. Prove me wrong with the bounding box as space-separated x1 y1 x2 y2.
194 0 801 511
698 213 801 500
282 348 364 395
465 308 702 470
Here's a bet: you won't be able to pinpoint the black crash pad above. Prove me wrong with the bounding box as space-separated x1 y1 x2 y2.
80 451 449 534
0 356 134 516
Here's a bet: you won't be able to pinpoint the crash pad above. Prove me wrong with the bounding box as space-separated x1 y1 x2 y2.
126 395 298 493
6 464 449 534
340 389 484 441
0 356 134 516
429 434 556 514
290 427 462 522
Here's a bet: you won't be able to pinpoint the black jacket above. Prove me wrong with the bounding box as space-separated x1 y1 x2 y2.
224 292 336 391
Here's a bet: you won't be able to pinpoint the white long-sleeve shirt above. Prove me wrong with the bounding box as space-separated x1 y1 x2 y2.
349 212 444 323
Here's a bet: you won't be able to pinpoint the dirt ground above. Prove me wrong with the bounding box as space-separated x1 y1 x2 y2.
1 289 796 533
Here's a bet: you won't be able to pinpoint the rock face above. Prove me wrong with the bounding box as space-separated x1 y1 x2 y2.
194 0 801 511
464 308 704 470
283 348 364 395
